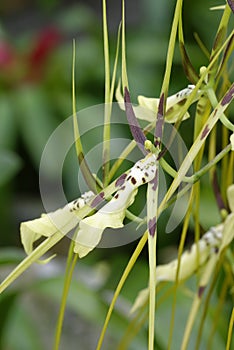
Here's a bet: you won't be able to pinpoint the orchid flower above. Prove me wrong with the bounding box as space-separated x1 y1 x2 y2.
20 150 157 260
20 85 162 261
18 82 233 350
19 82 205 262
116 82 201 122
131 184 234 314
20 146 157 260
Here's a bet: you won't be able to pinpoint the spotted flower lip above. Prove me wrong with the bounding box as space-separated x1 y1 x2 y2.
116 83 201 123
20 191 95 256
20 153 157 259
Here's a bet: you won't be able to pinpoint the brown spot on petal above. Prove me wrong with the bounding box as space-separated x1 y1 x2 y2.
131 177 137 185
200 125 210 140
148 218 157 237
90 192 104 208
149 169 158 191
142 177 146 183
115 173 127 187
221 84 234 106
178 99 186 106
114 193 119 199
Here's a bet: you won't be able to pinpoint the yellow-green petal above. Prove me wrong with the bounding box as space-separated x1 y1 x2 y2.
20 191 95 255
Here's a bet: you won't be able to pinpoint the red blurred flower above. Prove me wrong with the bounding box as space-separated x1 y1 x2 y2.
0 40 16 68
27 27 62 82
28 27 62 67
0 27 62 87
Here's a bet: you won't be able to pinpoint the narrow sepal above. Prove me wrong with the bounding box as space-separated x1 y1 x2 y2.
124 87 147 154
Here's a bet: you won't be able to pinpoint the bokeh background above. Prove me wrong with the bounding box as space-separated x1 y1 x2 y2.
0 1 230 349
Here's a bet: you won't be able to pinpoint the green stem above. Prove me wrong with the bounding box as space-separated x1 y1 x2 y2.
72 40 100 193
96 232 148 350
53 245 78 350
102 0 111 186
160 143 232 183
121 0 129 91
0 232 63 294
206 87 234 132
226 307 234 350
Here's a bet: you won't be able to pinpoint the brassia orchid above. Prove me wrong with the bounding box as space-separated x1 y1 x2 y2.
2 48 234 350
1 2 234 350
0 81 206 295
19 82 202 261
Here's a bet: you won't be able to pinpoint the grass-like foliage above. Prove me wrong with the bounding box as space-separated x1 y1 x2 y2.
0 1 234 349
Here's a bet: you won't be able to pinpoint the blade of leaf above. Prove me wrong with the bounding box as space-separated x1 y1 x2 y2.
102 0 111 186
216 32 234 86
102 21 121 186
72 40 100 193
110 22 122 103
53 250 78 350
121 0 129 92
178 10 199 84
96 232 148 350
226 307 234 350
209 5 231 81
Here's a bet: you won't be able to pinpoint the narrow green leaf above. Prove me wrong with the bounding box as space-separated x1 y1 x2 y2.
178 11 199 84
72 40 100 193
209 4 231 81
121 0 129 92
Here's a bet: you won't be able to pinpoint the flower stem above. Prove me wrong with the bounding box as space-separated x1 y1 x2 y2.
53 243 78 350
96 231 148 350
0 232 63 294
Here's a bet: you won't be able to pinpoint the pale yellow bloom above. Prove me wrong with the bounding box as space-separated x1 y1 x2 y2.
20 154 157 259
116 83 201 122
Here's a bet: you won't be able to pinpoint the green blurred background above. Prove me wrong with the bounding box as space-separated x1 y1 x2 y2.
0 1 230 349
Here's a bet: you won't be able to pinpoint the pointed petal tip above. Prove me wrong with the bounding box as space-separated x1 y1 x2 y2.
124 87 147 153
